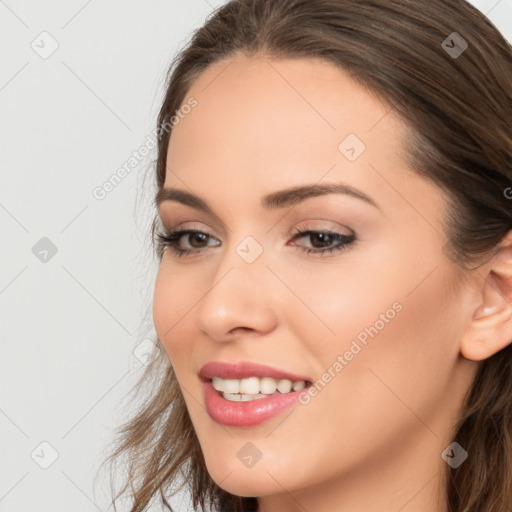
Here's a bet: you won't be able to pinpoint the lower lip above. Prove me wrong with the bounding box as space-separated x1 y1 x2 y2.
202 380 308 427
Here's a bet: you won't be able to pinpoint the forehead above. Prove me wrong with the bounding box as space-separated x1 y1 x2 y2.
162 53 448 229
167 54 406 177
170 54 397 148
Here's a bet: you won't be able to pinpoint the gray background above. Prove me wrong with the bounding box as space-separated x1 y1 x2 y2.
1 1 511 511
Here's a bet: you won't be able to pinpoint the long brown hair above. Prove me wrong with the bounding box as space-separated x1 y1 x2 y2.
97 1 512 511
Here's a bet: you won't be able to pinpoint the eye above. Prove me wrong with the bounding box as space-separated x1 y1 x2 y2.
155 228 220 258
154 226 356 259
288 228 355 255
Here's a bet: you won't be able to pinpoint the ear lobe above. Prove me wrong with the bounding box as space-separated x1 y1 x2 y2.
460 232 512 362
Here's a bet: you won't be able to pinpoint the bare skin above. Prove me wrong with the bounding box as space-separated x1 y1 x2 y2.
152 53 512 512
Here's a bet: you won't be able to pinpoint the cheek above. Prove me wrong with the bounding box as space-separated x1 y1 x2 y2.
152 264 196 361
282 232 455 358
271 252 405 364
260 260 460 484
278 242 461 422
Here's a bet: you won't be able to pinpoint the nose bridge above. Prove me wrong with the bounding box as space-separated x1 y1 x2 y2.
195 233 277 340
215 232 271 292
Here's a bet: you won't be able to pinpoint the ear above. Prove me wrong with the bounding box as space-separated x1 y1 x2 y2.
460 230 512 362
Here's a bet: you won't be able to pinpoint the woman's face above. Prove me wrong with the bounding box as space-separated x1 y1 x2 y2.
153 54 478 509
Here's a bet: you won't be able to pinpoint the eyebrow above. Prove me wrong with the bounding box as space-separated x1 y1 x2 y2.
155 182 380 213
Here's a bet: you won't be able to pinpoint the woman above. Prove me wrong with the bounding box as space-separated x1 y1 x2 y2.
99 1 512 511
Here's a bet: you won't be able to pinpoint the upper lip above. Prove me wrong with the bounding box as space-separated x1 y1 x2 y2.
199 361 312 383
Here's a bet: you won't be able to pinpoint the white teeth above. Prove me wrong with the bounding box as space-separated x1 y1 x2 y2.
220 378 240 394
223 392 268 402
212 377 223 392
239 376 260 394
277 379 293 393
292 380 306 391
260 377 277 394
211 376 308 397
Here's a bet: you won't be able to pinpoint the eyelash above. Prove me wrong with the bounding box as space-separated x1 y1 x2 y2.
155 227 355 258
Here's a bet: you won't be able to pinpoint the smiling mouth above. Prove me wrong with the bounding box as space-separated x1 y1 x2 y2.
201 375 313 426
202 375 313 400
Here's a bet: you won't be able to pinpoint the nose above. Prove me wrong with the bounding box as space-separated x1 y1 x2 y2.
195 241 279 343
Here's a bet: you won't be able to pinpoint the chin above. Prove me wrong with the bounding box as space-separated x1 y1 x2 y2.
210 471 281 498
204 456 290 497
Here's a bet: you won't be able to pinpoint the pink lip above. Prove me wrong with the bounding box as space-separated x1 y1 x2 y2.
199 360 311 382
202 380 309 427
199 361 312 427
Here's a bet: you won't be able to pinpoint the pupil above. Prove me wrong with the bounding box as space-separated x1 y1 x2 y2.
312 233 331 248
190 233 208 248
